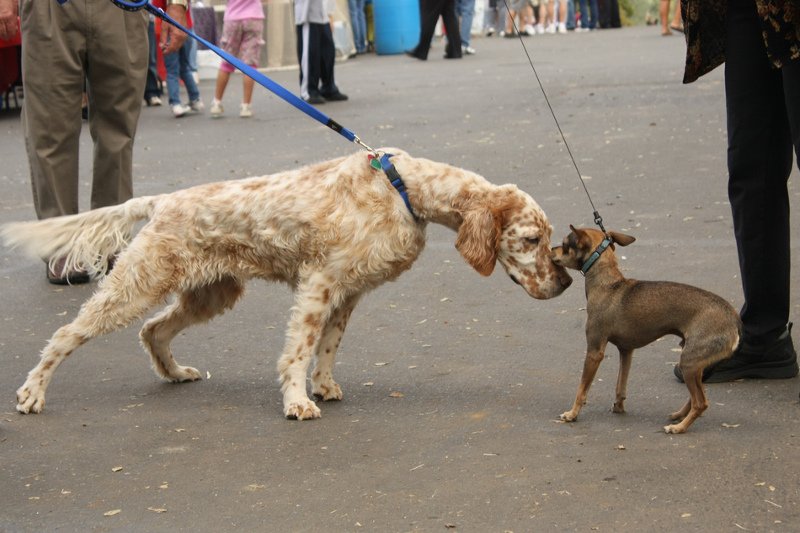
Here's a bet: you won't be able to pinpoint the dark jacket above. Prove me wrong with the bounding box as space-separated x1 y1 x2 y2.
681 0 800 83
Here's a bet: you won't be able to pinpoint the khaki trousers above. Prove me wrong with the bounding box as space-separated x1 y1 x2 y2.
20 0 148 219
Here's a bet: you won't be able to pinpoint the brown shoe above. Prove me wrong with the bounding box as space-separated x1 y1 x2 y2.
46 257 90 285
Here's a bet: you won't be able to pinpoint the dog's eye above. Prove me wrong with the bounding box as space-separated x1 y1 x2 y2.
524 237 540 246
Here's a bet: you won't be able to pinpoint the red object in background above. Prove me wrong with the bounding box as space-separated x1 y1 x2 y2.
0 19 22 96
0 18 21 48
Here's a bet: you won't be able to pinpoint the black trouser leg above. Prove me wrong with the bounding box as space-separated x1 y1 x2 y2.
725 0 799 343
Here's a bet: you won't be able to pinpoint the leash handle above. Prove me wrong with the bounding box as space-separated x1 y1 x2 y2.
109 0 360 145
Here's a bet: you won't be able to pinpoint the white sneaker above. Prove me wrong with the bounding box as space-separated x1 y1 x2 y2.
172 103 190 118
462 45 476 55
239 103 252 118
523 24 535 35
557 22 567 33
535 24 544 34
545 23 556 34
189 99 204 112
210 99 224 118
146 95 162 107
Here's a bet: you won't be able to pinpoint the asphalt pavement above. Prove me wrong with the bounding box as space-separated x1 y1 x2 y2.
1 25 798 532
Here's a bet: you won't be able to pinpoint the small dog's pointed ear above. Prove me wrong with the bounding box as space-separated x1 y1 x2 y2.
609 231 635 247
455 208 500 276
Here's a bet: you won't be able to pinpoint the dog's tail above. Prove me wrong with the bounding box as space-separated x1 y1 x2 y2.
0 195 161 276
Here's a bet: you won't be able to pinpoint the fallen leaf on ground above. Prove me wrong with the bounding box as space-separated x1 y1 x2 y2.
104 509 121 517
147 507 167 513
389 391 404 398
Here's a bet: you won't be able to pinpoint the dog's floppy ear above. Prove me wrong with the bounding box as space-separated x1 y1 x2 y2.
609 230 635 247
455 208 500 276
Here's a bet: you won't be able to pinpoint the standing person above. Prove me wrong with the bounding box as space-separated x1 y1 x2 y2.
144 13 163 107
0 0 188 284
674 0 799 384
154 0 203 117
406 0 462 60
456 0 476 54
295 0 349 103
348 0 367 54
577 0 598 31
210 0 265 118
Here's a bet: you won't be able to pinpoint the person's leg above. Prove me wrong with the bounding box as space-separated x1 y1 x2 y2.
589 0 598 28
85 2 147 211
163 51 182 105
659 0 671 34
178 40 201 104
20 0 85 220
579 0 588 28
411 0 443 59
442 0 462 57
457 0 475 47
237 19 264 105
297 22 322 100
144 18 161 101
692 0 798 382
318 22 344 97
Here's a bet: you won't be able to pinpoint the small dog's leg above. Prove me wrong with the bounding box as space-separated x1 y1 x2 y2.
613 348 633 413
669 399 691 422
140 276 244 382
311 294 360 402
561 345 606 422
664 368 708 434
17 261 169 413
278 274 341 420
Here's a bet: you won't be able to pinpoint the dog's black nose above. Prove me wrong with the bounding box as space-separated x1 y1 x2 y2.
509 274 521 286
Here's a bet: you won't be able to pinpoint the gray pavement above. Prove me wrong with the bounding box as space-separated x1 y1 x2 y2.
1 25 799 532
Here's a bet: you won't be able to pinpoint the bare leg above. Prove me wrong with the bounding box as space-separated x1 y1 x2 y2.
612 348 633 413
242 75 255 105
140 276 244 382
214 69 231 101
311 294 360 401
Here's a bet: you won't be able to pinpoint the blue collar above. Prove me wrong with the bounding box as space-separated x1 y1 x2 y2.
580 236 612 275
374 153 418 221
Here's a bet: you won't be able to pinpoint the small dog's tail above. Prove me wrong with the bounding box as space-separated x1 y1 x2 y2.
0 195 161 275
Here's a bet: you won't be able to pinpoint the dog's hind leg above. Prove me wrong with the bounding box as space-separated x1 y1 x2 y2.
664 366 708 434
140 276 244 382
612 348 633 413
311 293 361 401
16 257 176 414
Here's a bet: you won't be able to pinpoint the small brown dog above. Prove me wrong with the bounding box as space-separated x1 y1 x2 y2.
551 226 741 433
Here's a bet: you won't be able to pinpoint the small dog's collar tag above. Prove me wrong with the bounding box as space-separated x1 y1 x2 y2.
580 236 612 275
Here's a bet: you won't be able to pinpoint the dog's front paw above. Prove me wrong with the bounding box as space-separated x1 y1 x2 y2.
167 365 202 383
284 399 321 420
612 401 625 414
16 381 46 414
560 410 578 423
663 423 687 434
312 381 343 402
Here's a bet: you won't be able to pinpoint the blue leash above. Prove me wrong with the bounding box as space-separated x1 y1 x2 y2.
102 0 417 219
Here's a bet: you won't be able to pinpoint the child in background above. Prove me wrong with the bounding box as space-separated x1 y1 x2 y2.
210 0 266 118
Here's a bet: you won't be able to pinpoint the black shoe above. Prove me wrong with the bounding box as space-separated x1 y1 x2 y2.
443 53 462 59
303 94 325 105
674 323 799 383
405 50 426 60
46 257 90 285
322 91 348 102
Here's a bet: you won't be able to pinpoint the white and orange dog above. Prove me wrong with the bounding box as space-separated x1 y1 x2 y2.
2 149 571 419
